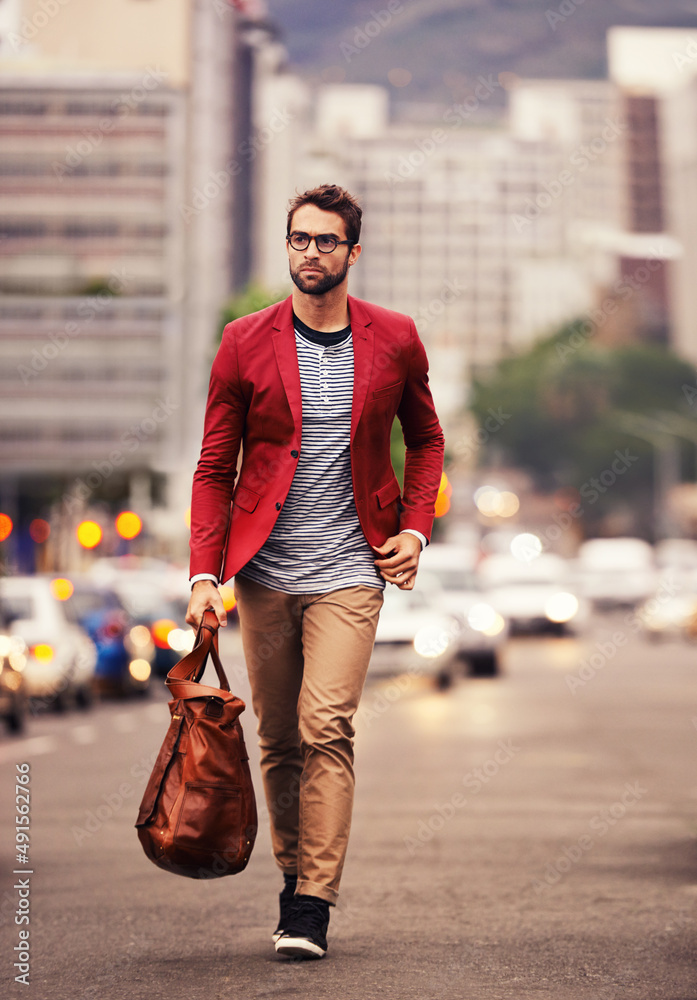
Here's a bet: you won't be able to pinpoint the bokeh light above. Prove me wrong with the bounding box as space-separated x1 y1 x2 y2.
76 520 103 549
115 511 142 540
388 67 412 87
152 618 178 649
30 518 51 543
474 486 520 518
434 492 451 517
545 592 579 623
219 585 238 612
0 513 13 542
128 659 152 682
435 472 452 517
167 628 196 653
50 578 74 601
510 532 542 562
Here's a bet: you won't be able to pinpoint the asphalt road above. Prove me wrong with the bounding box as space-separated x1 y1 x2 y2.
1 616 696 1000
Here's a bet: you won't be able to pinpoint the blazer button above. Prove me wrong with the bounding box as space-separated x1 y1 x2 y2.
275 502 281 510
290 449 298 458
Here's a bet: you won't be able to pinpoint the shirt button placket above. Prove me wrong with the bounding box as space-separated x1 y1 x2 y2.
320 349 330 406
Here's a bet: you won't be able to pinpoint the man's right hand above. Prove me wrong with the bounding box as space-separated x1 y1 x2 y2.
186 580 228 628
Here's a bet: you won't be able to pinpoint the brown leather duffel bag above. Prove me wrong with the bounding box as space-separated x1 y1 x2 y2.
135 609 257 878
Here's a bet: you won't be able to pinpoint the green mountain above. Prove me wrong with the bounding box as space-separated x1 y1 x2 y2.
265 0 697 106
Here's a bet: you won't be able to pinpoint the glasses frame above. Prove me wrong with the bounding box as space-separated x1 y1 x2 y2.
286 231 355 254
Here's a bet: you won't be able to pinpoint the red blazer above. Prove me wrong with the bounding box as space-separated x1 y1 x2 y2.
189 294 445 583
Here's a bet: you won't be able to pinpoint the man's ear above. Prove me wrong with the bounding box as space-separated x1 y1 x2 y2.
349 243 362 266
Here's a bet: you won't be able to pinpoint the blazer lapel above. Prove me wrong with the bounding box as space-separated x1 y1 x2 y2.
271 297 302 433
348 295 374 442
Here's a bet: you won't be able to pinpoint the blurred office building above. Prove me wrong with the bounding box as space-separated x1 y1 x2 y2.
607 27 697 366
251 25 697 422
0 0 258 569
252 75 625 420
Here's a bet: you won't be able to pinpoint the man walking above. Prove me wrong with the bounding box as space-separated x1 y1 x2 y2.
186 184 444 958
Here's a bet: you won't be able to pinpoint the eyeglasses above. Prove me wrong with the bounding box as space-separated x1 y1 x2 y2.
286 232 354 254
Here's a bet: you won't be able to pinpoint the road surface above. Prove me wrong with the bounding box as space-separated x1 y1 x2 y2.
1 617 695 1000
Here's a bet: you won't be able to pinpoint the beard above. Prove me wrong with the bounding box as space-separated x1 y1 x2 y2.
289 256 350 295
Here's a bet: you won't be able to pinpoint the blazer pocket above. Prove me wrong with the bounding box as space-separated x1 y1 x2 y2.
372 380 404 399
233 485 260 513
376 478 401 509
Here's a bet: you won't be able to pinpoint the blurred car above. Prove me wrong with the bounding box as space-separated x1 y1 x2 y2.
418 544 507 676
62 579 156 697
635 590 697 642
372 583 462 686
0 576 96 711
0 603 27 734
87 557 197 675
477 553 586 636
575 537 657 610
654 539 697 593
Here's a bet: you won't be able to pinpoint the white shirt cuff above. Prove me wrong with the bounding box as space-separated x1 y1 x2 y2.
190 573 219 588
400 529 427 551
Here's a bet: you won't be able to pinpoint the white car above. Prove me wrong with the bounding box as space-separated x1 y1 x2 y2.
478 553 586 636
635 590 697 642
575 537 657 609
372 548 507 680
371 582 461 685
418 544 507 675
0 576 97 710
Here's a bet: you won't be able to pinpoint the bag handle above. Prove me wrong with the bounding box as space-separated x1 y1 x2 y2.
165 608 231 693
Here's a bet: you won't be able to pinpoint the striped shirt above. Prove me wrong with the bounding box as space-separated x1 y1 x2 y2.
236 320 384 594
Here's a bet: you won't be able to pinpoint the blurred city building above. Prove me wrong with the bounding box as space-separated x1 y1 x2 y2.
607 27 697 366
0 0 247 570
251 26 697 422
3 9 697 569
253 75 625 421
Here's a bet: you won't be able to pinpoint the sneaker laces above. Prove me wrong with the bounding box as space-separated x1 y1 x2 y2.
284 896 329 936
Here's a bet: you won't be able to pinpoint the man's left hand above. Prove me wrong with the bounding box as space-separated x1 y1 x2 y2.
374 533 422 589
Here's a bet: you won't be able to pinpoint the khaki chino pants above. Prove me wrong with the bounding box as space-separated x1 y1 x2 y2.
233 574 384 904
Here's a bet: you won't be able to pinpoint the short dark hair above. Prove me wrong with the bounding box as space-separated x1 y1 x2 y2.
287 184 362 245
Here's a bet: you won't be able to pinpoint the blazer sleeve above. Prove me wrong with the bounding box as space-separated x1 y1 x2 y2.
189 326 248 579
395 321 445 541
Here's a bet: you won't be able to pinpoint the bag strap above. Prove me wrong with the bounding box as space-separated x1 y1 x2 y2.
165 608 231 693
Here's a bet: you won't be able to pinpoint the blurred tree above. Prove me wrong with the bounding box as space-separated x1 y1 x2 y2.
391 417 406 487
218 283 286 341
469 319 697 533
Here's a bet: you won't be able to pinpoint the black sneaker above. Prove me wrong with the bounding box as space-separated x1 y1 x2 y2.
275 895 330 959
272 876 298 943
